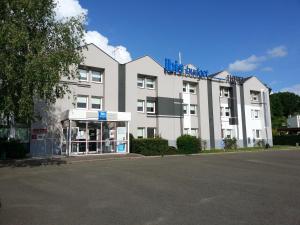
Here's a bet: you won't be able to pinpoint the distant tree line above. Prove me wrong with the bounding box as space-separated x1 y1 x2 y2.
270 92 300 128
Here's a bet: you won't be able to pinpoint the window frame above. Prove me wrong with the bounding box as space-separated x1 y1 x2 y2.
76 95 88 109
137 77 145 88
91 70 103 83
147 127 156 138
146 78 155 89
183 83 188 93
79 69 88 82
90 96 102 110
137 127 145 139
190 104 197 115
183 104 188 115
189 84 197 94
137 100 145 113
146 101 156 114
190 128 198 137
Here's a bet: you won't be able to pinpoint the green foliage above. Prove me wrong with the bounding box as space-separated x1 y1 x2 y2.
223 137 237 150
131 138 169 156
176 135 200 154
0 0 85 124
270 92 300 128
0 139 27 159
273 135 300 146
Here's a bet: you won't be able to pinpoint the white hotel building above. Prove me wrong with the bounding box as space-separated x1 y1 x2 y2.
30 44 273 155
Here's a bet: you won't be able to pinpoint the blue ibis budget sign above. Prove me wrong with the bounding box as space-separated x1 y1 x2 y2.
164 58 208 78
98 111 107 121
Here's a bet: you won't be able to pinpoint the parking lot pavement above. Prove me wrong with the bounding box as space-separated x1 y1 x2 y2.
1 150 300 225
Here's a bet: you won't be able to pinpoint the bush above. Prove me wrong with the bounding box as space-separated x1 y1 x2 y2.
177 135 200 154
131 137 169 156
165 146 178 155
0 139 27 159
223 137 237 150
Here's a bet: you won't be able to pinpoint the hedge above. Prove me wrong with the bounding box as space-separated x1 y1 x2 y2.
131 137 169 156
176 135 200 154
273 135 300 146
0 139 27 159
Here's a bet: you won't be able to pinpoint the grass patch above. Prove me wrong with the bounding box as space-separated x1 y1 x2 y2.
200 145 300 154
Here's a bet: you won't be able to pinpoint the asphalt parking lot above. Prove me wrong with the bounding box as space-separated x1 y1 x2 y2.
1 150 300 225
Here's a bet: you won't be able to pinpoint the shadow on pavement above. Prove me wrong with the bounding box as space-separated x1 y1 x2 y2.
0 158 67 168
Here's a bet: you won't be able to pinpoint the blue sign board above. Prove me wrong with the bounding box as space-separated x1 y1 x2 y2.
98 111 107 121
164 58 208 79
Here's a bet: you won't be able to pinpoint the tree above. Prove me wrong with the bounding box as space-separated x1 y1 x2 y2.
270 92 300 128
0 0 85 137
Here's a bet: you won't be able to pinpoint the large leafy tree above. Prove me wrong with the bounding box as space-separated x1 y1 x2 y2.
270 92 300 128
0 0 85 131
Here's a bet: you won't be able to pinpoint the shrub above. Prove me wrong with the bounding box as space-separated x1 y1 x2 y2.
223 137 237 150
165 146 178 155
131 137 169 156
177 135 200 154
254 139 265 147
0 139 27 159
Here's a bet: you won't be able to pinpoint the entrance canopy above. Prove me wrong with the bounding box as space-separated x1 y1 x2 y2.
61 110 131 155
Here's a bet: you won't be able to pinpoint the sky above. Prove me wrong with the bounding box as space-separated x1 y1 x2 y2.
55 0 300 94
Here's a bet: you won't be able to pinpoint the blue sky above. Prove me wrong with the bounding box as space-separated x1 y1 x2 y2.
57 0 300 93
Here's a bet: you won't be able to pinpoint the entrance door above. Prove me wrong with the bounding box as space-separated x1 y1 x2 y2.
88 128 97 153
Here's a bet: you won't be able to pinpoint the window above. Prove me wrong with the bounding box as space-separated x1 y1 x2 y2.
250 91 260 102
251 109 260 119
183 83 196 94
146 78 155 89
253 129 261 139
91 71 102 83
147 127 156 138
225 107 230 117
76 96 88 109
220 87 230 98
220 107 231 117
146 101 156 113
91 97 102 109
137 100 145 112
183 128 189 135
137 128 145 139
137 77 144 88
189 84 196 94
183 104 188 115
183 83 188 93
191 128 198 137
79 69 88 81
222 129 232 139
190 105 197 115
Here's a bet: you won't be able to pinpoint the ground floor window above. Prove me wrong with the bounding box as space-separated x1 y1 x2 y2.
147 127 156 138
62 120 129 155
190 128 198 137
137 127 145 138
222 129 232 139
253 129 261 139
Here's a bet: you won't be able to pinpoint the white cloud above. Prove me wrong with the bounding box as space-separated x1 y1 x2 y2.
54 0 132 63
267 45 287 58
228 45 287 72
261 67 273 72
281 84 300 95
228 55 265 72
54 0 87 21
84 31 132 63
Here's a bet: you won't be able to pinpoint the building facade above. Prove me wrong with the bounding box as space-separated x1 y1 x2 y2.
30 44 273 155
